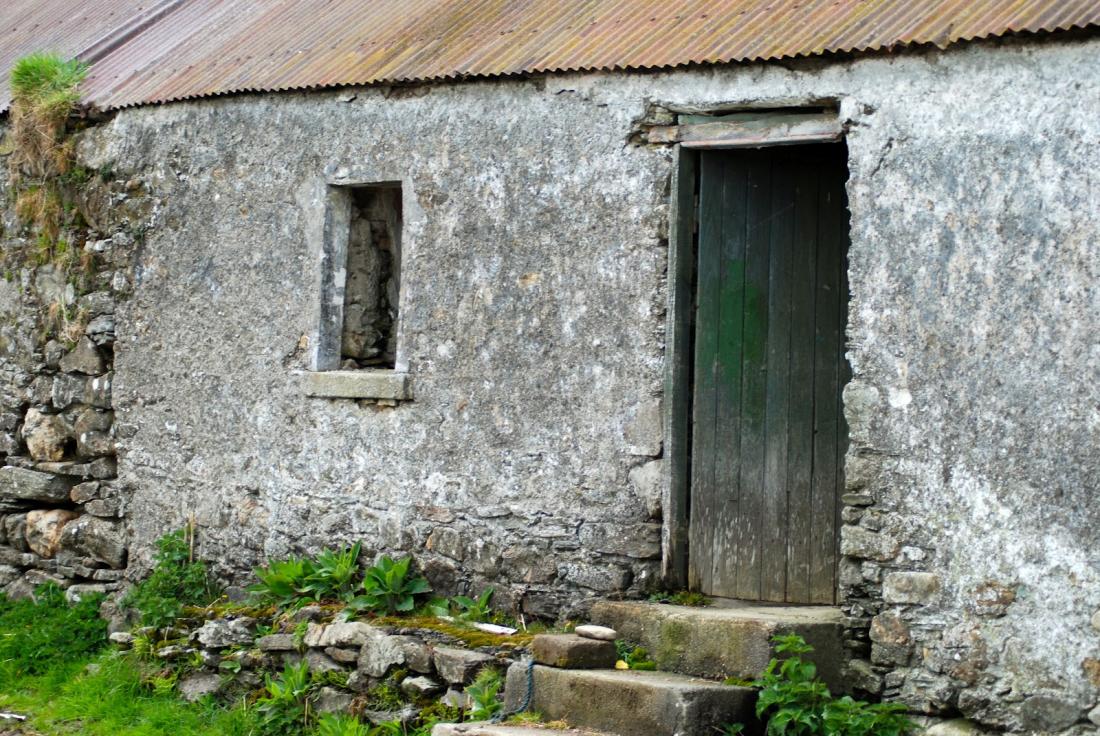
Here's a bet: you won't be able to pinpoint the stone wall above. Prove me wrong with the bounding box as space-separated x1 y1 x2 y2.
0 32 1096 731
84 75 674 620
0 141 158 602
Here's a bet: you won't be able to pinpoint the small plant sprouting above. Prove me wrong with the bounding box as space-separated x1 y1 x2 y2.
753 633 831 734
123 523 219 629
648 589 711 607
315 713 371 736
255 660 314 735
249 556 312 609
465 667 504 721
452 587 494 622
742 633 914 736
304 542 362 601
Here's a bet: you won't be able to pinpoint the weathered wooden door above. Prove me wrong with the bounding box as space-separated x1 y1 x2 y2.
688 144 850 604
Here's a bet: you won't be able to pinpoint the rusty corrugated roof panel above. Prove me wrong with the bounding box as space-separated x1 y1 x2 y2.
2 0 1099 112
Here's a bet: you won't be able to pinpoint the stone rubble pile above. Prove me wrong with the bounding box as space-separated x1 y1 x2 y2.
118 608 526 724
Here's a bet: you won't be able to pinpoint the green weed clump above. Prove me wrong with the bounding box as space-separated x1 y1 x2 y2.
0 583 106 686
315 713 372 736
725 633 913 736
465 667 503 721
615 639 656 670
256 661 314 735
250 542 364 609
351 555 432 615
10 52 86 119
648 589 711 607
449 587 494 622
8 52 87 192
123 525 219 628
251 546 434 615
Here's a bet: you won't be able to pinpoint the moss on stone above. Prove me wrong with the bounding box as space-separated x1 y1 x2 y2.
367 614 536 649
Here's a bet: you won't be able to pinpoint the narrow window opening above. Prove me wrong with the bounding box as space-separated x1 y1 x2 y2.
341 185 401 369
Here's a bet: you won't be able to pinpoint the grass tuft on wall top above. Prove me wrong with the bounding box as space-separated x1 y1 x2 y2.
6 51 94 342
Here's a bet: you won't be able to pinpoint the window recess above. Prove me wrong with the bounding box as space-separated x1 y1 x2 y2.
305 179 410 402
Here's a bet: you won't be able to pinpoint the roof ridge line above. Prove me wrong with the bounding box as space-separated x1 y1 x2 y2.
78 0 190 66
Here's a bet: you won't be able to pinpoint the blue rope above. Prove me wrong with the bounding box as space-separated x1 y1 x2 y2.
491 658 536 723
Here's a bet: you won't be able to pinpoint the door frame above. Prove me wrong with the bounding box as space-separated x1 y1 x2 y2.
660 108 847 591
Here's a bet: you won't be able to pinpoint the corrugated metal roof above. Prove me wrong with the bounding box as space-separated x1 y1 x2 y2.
2 0 1099 112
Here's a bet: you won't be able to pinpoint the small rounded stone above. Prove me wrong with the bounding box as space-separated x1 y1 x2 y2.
1091 610 1100 632
575 624 618 641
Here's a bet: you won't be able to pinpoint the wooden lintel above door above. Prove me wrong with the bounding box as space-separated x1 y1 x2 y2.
648 111 842 149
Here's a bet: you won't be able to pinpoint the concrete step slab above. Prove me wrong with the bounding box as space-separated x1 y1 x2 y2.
432 724 613 736
590 599 845 690
504 663 758 736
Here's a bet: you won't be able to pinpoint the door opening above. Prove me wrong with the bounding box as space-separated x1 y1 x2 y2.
685 143 851 604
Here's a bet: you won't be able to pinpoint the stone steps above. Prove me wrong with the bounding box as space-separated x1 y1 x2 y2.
591 599 846 691
501 663 758 736
432 724 615 736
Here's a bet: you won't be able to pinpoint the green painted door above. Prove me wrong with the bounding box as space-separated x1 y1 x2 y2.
689 144 851 604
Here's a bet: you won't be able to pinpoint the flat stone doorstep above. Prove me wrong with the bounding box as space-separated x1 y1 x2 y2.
432 725 613 736
300 370 411 400
590 599 845 688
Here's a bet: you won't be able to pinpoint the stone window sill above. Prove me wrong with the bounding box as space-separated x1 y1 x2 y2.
300 370 411 401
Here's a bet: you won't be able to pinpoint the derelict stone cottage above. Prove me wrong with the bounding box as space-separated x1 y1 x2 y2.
0 1 1098 732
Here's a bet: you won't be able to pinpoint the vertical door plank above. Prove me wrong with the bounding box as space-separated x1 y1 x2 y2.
689 153 726 593
784 162 819 603
710 153 748 595
734 152 772 600
761 150 794 602
809 156 845 604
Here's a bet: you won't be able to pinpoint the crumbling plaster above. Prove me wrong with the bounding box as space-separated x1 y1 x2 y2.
72 33 1100 729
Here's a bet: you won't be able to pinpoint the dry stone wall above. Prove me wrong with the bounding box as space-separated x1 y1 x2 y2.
111 607 522 724
0 133 158 603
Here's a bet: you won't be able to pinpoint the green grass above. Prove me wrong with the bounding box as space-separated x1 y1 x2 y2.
9 51 87 116
1 652 260 735
0 584 106 687
0 583 259 735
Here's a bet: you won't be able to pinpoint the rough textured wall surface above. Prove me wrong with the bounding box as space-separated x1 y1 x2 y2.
88 76 675 621
62 34 1100 731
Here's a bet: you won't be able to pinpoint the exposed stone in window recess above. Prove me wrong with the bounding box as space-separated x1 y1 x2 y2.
341 186 401 368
